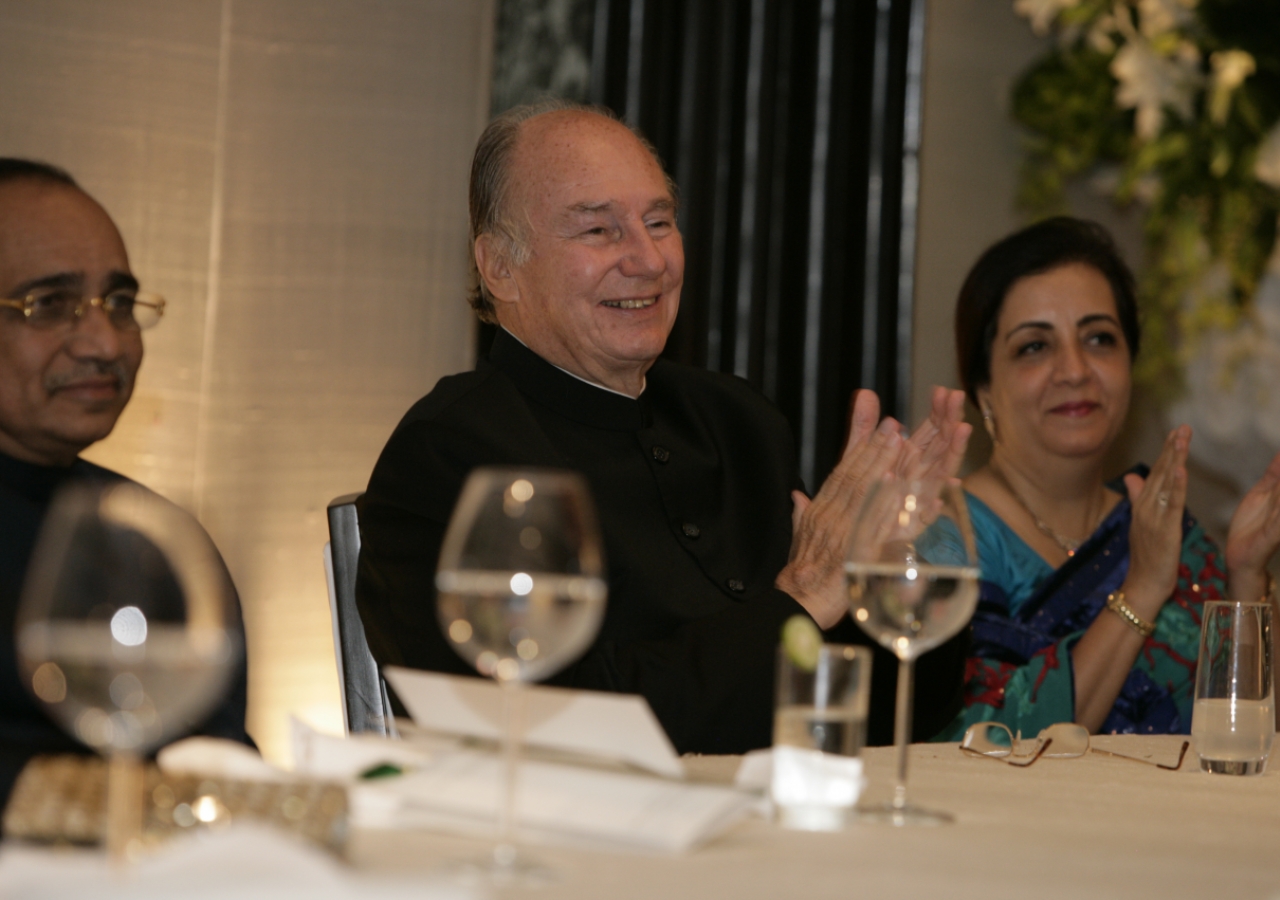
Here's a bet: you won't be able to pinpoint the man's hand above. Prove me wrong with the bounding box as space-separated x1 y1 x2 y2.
897 386 971 484
775 387 971 628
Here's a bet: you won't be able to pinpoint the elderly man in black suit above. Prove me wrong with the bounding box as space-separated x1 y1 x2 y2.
357 100 972 753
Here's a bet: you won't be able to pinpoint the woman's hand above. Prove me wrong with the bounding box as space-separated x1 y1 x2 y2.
1225 450 1280 603
776 387 971 628
1121 425 1191 618
1074 425 1190 731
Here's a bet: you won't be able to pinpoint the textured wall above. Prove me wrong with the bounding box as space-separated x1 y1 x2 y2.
0 0 493 761
913 0 1047 429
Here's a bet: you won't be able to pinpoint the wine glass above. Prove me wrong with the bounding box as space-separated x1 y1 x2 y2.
845 477 979 825
15 481 242 861
435 467 607 884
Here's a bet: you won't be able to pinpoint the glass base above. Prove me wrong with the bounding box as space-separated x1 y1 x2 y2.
1199 756 1267 776
854 802 952 827
437 843 557 887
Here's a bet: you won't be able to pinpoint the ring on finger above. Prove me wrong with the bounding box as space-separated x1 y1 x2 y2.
1157 491 1170 509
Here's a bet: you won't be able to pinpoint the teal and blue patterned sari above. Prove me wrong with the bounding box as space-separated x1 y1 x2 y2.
933 483 1223 741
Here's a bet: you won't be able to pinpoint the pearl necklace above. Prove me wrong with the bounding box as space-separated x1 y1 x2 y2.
988 459 1103 558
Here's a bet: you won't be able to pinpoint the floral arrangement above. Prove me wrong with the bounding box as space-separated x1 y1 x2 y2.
1010 0 1280 395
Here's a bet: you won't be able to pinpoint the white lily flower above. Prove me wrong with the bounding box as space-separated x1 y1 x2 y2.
1013 0 1080 37
1212 50 1256 92
1087 13 1119 53
1208 50 1256 123
1111 36 1203 140
1137 0 1197 38
1256 122 1280 189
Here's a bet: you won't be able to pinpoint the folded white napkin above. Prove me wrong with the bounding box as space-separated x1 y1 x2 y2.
734 746 866 803
158 737 292 782
734 747 866 830
0 822 473 900
290 722 751 855
770 746 865 809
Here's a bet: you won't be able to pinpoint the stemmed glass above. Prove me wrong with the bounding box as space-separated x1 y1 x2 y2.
845 477 979 825
435 467 607 884
16 482 242 861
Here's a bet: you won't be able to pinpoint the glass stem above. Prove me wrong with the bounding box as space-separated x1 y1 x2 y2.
106 750 144 865
494 678 523 867
892 656 915 811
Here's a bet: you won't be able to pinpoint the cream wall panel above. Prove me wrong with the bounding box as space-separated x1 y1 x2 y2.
913 1 1046 429
199 1 489 758
0 0 223 508
0 0 493 762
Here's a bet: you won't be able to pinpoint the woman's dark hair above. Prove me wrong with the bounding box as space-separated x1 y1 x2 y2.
954 216 1140 407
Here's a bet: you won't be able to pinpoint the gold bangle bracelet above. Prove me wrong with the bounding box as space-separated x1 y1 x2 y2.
1106 590 1156 638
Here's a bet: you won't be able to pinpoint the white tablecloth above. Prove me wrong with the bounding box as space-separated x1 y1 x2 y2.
350 735 1280 899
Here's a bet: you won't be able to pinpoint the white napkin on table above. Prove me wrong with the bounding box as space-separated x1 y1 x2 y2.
0 822 474 900
291 721 752 854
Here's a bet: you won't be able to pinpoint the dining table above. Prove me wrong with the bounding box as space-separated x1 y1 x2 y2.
349 734 1280 899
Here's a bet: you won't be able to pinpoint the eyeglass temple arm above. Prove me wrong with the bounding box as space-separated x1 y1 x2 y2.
1005 737 1051 767
1088 740 1189 771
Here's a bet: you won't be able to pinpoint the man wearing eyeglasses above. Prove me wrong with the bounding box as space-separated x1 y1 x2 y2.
0 158 250 819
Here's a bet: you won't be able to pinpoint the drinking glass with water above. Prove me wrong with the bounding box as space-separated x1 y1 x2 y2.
1191 600 1274 776
771 638 872 831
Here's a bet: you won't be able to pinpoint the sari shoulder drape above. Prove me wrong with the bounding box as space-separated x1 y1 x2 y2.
932 484 1224 741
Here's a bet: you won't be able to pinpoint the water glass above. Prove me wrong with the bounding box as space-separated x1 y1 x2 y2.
846 477 978 825
771 644 872 831
17 482 241 861
1191 600 1275 776
435 467 607 884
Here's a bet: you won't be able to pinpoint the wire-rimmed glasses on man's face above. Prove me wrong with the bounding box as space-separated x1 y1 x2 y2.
960 721 1189 770
0 288 165 331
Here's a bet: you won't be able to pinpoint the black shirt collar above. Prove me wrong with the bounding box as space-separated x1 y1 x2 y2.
0 451 78 507
0 450 114 508
488 328 649 432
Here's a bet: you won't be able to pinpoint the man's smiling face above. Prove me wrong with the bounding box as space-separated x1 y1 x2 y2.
483 110 684 396
0 179 142 466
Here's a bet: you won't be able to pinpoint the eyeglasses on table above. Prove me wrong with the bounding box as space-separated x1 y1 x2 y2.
959 722 1189 770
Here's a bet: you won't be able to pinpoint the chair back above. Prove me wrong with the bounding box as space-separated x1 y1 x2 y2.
325 493 395 736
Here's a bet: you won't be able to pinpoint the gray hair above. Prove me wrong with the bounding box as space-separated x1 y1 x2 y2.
467 98 677 323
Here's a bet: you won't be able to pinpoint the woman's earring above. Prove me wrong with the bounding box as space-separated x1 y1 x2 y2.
982 406 997 442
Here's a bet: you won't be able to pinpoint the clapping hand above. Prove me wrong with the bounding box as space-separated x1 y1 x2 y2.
1121 425 1190 617
896 386 971 484
776 386 971 628
1226 450 1280 604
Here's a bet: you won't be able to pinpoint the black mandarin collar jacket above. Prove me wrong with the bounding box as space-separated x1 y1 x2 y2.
356 329 965 753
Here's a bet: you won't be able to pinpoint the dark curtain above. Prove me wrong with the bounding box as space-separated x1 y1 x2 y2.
484 0 925 491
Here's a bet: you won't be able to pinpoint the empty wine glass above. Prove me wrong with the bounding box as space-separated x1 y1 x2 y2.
435 467 607 884
845 477 979 825
16 482 242 861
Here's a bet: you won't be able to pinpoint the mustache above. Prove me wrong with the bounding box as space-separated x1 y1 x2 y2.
44 360 133 394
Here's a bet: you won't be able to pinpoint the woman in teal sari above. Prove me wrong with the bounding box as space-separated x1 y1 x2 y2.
935 218 1280 739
